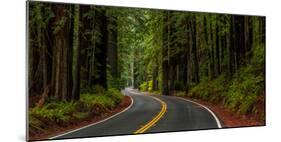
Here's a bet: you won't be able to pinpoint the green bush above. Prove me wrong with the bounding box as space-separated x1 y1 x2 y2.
29 89 125 133
170 45 264 116
106 88 124 105
29 101 77 124
92 85 106 94
151 90 161 95
188 75 227 102
140 82 148 91
175 91 186 97
148 80 153 91
186 63 264 115
139 80 153 92
225 65 264 114
80 94 115 113
107 76 125 90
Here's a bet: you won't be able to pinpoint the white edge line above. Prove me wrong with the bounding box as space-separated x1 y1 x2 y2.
128 90 220 128
174 96 222 128
49 95 134 139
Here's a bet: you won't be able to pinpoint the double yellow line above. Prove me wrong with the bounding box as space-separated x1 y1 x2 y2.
134 96 167 134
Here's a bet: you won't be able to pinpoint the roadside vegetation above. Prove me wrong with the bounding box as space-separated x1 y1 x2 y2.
29 86 123 135
135 12 265 119
28 2 130 138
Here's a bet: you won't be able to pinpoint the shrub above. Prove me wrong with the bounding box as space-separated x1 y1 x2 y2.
175 91 186 97
80 94 114 113
140 80 153 92
225 65 264 114
29 89 125 133
107 76 125 90
140 82 148 91
106 88 124 105
29 101 77 124
148 80 153 91
92 85 106 94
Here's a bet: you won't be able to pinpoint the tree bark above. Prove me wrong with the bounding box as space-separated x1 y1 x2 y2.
50 4 73 101
191 15 199 83
107 15 118 79
72 5 81 101
161 11 169 96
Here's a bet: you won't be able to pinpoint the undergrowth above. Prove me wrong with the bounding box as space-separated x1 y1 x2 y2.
29 87 124 134
176 44 265 117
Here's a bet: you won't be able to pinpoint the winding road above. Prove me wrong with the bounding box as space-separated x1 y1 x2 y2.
50 88 222 140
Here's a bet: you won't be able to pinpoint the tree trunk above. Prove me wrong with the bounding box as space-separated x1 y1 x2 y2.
107 15 118 79
191 15 199 83
152 64 158 91
162 11 169 96
215 19 221 75
229 16 235 76
50 4 73 101
72 5 81 101
94 9 108 89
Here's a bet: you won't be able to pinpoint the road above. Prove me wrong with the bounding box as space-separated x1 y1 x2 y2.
51 88 221 140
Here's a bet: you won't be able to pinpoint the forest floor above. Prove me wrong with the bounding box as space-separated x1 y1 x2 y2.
29 95 132 141
179 96 265 128
142 92 265 128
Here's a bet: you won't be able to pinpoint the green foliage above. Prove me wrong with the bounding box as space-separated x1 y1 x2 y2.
188 74 227 102
29 89 124 133
52 16 67 34
106 88 124 105
175 91 186 97
185 64 264 115
225 65 264 114
139 80 153 92
251 44 265 76
151 90 161 95
148 81 153 91
79 94 114 114
139 82 148 91
30 101 77 124
80 84 106 94
107 74 125 89
92 85 106 94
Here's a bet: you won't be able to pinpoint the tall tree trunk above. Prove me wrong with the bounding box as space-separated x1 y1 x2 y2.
94 9 108 89
84 8 108 89
215 19 221 75
152 64 158 91
191 15 199 83
107 15 118 79
72 5 81 101
237 16 245 66
50 4 73 101
229 16 235 76
162 11 169 96
209 20 215 79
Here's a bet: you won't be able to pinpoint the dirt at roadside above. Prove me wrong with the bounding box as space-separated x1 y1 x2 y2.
181 97 265 128
143 91 265 128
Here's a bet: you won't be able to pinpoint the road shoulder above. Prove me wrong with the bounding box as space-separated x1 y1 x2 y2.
29 95 133 141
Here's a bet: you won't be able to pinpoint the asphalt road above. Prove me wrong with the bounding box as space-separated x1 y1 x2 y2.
51 88 221 140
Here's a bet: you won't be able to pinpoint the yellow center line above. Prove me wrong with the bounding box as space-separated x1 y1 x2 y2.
134 96 167 134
